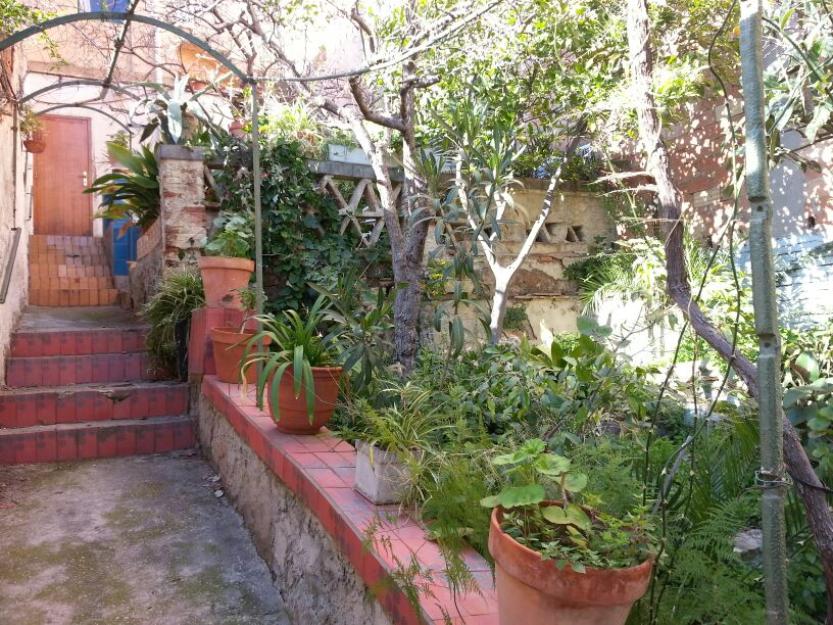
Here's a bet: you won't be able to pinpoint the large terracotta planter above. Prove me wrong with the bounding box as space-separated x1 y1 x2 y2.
198 256 254 308
266 366 342 435
488 506 653 625
210 328 268 384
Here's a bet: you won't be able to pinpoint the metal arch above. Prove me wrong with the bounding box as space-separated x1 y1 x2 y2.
36 103 133 135
20 78 143 105
0 11 250 84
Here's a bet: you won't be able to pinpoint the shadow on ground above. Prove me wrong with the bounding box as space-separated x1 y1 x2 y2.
0 452 290 625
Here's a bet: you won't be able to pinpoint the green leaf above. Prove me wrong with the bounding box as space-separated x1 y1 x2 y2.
495 484 545 509
563 473 588 493
534 453 571 477
480 495 500 509
493 439 547 466
795 352 821 382
541 504 591 531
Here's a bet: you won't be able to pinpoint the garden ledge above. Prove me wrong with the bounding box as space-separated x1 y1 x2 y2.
200 375 498 625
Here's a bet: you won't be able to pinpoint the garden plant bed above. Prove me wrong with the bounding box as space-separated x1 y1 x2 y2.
199 376 498 625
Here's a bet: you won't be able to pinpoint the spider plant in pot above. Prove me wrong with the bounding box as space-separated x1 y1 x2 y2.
481 439 655 625
199 211 254 309
347 381 449 505
242 296 343 435
210 286 269 385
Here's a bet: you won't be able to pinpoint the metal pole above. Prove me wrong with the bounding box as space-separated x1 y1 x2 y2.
739 2 789 624
250 80 264 320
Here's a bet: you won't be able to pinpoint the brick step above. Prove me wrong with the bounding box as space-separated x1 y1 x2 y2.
30 277 115 290
0 382 188 428
0 415 195 465
29 289 119 307
31 265 111 278
6 352 155 387
10 326 147 357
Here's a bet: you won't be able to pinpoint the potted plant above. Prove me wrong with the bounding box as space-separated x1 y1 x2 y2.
210 286 269 384
243 296 342 435
348 382 448 504
20 108 46 153
481 439 655 625
143 270 206 379
200 211 255 309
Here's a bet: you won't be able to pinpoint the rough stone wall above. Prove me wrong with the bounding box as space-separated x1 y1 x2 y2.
127 243 163 311
196 395 394 625
157 145 207 273
0 47 29 384
424 188 613 342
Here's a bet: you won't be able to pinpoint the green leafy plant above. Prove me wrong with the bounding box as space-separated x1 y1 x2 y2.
205 211 253 258
138 75 215 145
503 305 529 332
481 438 655 572
18 106 42 136
312 270 394 389
142 270 205 372
108 130 130 150
243 295 341 421
85 143 160 230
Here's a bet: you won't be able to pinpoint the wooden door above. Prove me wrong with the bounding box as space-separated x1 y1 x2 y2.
33 115 93 235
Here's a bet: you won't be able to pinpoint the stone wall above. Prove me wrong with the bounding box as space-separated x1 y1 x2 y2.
0 46 29 384
196 395 393 625
425 187 613 342
157 145 207 273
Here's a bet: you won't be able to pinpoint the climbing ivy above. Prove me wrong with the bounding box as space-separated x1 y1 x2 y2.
210 136 388 312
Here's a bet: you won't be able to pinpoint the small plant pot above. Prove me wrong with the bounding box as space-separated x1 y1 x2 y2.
266 366 342 435
24 136 46 153
198 256 254 308
210 328 268 384
488 505 653 625
354 441 410 504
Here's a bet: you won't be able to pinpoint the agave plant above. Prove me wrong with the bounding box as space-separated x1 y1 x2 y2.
85 142 159 230
137 75 218 144
243 296 343 420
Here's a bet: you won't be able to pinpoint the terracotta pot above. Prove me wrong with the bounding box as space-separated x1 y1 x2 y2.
266 366 342 435
210 327 269 384
24 136 46 153
488 506 653 625
198 256 254 308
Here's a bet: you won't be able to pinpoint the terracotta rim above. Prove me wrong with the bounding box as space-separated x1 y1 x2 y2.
198 256 254 271
488 505 653 606
210 327 269 346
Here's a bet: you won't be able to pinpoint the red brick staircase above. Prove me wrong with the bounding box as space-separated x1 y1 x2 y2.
0 311 194 464
29 235 119 306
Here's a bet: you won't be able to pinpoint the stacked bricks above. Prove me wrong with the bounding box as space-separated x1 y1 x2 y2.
29 235 119 306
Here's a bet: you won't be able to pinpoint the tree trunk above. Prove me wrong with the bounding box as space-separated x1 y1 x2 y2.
627 0 833 619
489 270 512 344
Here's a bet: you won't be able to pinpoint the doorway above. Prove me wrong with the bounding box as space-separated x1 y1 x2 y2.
33 114 93 236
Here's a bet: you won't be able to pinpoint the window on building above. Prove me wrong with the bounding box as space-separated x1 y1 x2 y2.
78 0 130 11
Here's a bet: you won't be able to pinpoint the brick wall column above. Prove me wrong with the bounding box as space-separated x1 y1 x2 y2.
156 145 207 273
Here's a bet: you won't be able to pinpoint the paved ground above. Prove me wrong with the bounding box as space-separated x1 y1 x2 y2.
0 453 290 625
17 307 144 331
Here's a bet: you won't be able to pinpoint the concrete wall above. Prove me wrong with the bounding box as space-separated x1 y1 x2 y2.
0 47 30 384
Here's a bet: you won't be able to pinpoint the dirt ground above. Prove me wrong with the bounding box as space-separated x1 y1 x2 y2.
0 452 291 625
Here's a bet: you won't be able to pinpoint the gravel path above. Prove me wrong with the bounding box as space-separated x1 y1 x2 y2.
0 453 290 625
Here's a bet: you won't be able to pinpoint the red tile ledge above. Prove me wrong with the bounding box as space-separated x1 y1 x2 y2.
201 375 497 625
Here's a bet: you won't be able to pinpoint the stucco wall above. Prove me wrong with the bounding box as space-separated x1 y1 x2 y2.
196 395 393 625
0 49 30 384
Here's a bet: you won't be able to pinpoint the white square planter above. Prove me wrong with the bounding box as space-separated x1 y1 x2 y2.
327 144 371 165
354 441 410 505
